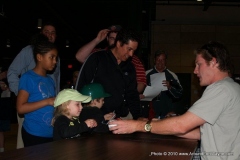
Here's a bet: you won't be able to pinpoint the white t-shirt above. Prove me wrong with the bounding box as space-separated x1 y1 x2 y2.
189 77 240 160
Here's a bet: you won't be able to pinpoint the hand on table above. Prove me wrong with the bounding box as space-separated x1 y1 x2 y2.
165 112 178 118
108 119 138 134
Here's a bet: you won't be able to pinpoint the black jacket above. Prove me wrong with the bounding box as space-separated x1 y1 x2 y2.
53 115 91 141
76 50 142 119
79 107 109 133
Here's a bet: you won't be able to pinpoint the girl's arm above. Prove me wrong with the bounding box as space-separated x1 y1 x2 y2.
17 90 55 114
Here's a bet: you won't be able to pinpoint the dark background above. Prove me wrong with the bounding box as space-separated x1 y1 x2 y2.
1 0 239 87
1 0 240 122
0 0 156 88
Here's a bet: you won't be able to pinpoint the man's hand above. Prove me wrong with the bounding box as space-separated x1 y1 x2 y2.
162 80 171 89
165 111 178 118
95 29 110 43
109 119 140 134
139 94 145 99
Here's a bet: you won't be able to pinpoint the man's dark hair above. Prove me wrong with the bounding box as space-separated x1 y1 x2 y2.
110 28 141 49
195 41 231 72
154 50 168 59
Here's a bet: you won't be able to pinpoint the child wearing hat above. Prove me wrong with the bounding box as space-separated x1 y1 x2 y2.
79 83 113 133
52 89 97 140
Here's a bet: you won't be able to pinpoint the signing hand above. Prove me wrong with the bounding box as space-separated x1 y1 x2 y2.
104 112 115 121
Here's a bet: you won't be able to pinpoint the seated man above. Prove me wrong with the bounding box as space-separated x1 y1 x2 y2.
109 41 240 160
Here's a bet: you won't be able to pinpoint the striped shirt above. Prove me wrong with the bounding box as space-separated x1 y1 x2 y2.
131 55 147 85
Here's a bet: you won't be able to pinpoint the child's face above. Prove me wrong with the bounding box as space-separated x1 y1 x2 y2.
93 98 105 109
38 48 58 71
67 100 83 118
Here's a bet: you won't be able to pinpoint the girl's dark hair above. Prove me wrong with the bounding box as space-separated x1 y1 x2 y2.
195 41 231 72
30 33 57 62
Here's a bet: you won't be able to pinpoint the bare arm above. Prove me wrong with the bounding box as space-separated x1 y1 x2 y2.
75 29 109 63
148 111 203 139
109 111 204 140
17 90 55 114
137 82 146 94
177 127 200 140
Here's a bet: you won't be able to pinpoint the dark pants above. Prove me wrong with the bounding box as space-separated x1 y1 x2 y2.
22 127 53 147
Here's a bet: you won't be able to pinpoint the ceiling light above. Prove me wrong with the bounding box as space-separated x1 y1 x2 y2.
37 19 42 29
6 39 10 48
66 40 70 48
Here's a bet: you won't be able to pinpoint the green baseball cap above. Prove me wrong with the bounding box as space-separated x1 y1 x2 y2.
80 83 111 100
54 89 91 107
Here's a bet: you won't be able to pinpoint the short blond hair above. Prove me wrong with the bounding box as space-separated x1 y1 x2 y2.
51 100 71 126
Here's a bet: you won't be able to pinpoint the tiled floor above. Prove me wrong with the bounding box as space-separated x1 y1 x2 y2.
4 123 18 152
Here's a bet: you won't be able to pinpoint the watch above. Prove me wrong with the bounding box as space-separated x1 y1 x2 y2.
144 120 152 132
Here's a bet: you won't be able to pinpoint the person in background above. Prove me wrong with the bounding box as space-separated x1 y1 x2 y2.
109 41 240 160
7 21 60 149
79 83 111 133
62 70 79 89
76 28 143 120
16 34 58 147
52 89 97 141
75 25 147 95
0 66 12 152
146 50 183 119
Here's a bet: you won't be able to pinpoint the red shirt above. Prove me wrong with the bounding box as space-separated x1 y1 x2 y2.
131 55 147 85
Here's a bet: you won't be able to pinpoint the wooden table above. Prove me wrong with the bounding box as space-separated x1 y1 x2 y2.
0 132 198 160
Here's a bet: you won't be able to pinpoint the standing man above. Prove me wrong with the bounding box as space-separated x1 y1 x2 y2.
76 29 143 120
146 50 183 118
75 25 147 94
109 41 240 160
7 21 60 148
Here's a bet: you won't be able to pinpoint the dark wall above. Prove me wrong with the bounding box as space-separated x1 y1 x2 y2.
173 73 191 115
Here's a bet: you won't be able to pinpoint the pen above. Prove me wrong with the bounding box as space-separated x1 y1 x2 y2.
107 111 116 124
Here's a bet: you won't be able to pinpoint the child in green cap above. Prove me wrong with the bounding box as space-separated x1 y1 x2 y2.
79 83 113 133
